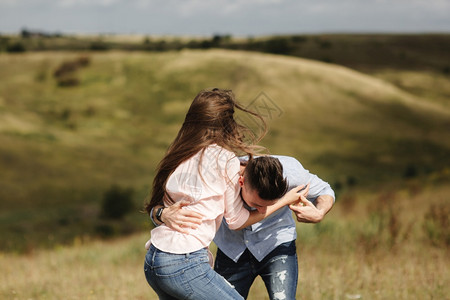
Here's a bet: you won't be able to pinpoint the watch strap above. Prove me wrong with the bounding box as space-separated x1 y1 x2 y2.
155 207 164 223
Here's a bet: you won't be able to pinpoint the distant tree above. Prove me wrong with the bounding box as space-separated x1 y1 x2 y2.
199 40 213 49
346 176 357 187
6 42 26 52
101 184 134 219
90 41 109 51
318 39 332 49
333 180 343 191
186 40 201 49
143 36 151 45
403 164 418 179
211 35 222 46
210 34 232 47
264 37 291 55
291 35 308 43
155 40 167 51
21 28 31 38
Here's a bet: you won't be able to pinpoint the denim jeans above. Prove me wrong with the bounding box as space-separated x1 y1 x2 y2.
144 244 243 300
214 241 298 300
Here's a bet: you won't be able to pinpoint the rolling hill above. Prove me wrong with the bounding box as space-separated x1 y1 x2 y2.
0 49 449 251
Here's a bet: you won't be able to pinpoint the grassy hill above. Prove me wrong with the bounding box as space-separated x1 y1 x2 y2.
0 49 449 252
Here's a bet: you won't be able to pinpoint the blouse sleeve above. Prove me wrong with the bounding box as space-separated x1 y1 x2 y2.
222 156 250 230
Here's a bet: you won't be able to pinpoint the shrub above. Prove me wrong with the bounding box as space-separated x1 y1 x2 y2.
403 164 418 178
264 37 291 55
360 191 401 251
6 41 26 53
101 184 134 219
90 41 109 51
442 66 450 75
333 180 343 191
53 56 90 87
346 175 357 187
95 223 115 238
53 56 90 78
423 203 450 247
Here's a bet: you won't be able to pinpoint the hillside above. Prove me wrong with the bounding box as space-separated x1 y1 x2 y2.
0 49 449 251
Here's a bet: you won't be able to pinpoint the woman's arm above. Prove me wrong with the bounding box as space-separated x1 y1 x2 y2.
152 201 204 234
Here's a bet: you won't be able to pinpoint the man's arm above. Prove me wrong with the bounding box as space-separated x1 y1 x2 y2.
151 201 204 234
276 156 334 223
233 184 309 230
289 194 334 223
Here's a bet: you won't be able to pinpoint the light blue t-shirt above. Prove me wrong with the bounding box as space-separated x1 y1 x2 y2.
213 155 335 262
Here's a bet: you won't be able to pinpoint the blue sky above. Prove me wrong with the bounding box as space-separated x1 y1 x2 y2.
1 0 449 36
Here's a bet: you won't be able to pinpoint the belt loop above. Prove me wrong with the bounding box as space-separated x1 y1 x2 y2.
151 245 157 267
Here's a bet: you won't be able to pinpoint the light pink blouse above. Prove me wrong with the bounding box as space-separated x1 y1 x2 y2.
149 144 250 254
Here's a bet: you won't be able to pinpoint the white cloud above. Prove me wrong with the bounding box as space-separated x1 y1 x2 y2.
0 0 48 5
0 0 120 7
124 0 285 16
0 0 449 34
56 0 120 7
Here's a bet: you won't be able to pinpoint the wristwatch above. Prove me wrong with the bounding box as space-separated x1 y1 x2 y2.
155 207 164 223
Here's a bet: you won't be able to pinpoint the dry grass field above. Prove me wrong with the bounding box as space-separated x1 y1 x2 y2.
0 48 449 299
1 184 448 299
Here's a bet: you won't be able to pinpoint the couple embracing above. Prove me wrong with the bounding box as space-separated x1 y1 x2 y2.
144 88 335 300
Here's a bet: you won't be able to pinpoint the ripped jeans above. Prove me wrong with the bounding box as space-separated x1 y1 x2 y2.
214 241 298 300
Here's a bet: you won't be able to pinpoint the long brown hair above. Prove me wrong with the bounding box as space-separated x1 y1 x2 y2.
145 88 267 214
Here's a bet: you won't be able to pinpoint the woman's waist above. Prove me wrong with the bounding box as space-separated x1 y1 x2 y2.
145 244 212 269
150 226 214 254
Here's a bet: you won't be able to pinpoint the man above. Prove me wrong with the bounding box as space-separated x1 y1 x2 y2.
150 155 334 300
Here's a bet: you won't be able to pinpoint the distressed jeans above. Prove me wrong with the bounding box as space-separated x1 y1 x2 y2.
144 244 243 300
214 241 298 300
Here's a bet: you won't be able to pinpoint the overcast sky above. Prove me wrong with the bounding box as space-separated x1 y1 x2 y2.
1 0 449 36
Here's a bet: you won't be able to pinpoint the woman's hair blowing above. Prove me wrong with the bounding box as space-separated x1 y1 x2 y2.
145 88 267 214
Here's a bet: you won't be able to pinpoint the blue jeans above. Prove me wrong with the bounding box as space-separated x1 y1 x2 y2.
144 244 243 300
214 241 298 300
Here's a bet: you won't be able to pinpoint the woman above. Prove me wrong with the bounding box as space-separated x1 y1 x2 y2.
144 88 305 300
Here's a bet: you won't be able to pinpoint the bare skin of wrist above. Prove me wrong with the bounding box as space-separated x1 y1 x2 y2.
289 194 334 223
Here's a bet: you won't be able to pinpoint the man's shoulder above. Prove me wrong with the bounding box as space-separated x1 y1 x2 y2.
271 155 302 168
238 155 304 171
239 155 299 162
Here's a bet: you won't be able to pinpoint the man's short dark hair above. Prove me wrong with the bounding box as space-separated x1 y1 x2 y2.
244 156 289 201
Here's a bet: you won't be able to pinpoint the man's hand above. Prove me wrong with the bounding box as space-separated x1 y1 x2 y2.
289 194 333 223
161 200 204 234
279 184 310 206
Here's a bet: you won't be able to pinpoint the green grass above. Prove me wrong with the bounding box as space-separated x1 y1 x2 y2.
371 70 450 109
0 49 449 253
0 184 448 299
